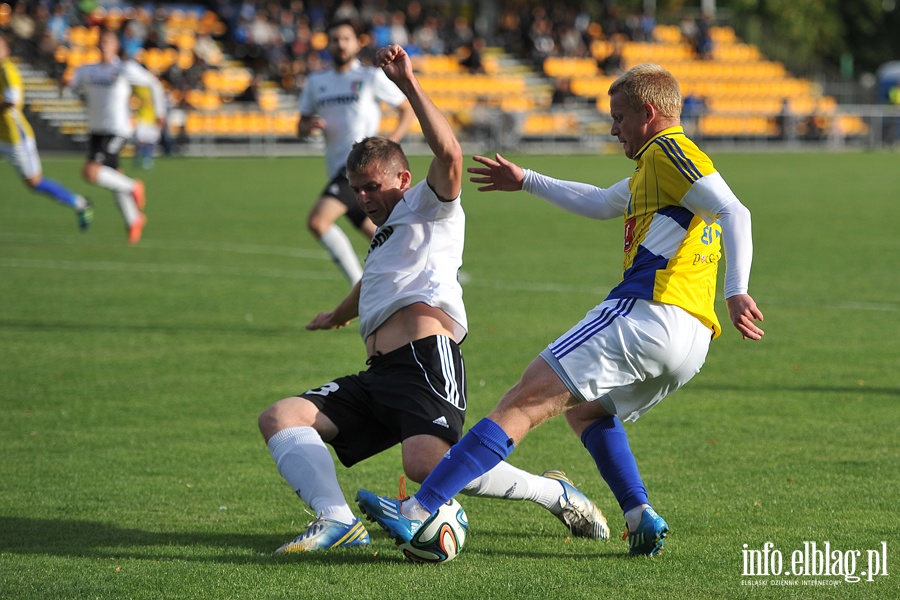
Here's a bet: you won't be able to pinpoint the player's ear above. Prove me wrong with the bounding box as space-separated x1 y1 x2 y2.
398 170 412 188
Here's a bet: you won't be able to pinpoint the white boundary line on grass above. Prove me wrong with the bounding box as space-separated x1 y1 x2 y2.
0 257 606 294
0 233 331 260
0 257 345 282
1 257 898 311
2 234 897 310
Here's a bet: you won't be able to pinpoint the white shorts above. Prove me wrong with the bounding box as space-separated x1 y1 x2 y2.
134 123 160 145
0 136 42 179
540 298 712 422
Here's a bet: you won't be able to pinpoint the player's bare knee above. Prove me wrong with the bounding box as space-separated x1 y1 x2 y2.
257 404 280 440
258 397 314 440
307 212 331 237
402 462 433 484
82 163 99 183
565 403 611 437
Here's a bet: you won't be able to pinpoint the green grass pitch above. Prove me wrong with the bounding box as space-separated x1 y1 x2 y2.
1 151 898 599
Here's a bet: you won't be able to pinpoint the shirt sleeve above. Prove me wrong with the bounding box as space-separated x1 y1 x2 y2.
124 62 167 119
717 198 753 298
69 66 83 95
680 170 752 297
680 171 738 224
297 75 315 116
521 170 629 220
407 179 460 220
1 70 20 105
371 68 407 107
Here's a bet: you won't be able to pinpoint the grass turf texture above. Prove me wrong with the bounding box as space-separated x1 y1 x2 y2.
1 152 897 599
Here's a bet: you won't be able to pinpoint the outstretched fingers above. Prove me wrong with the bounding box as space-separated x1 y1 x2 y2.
466 153 524 192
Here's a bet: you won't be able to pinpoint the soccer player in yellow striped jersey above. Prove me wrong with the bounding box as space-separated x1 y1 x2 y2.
131 84 160 170
357 64 765 558
0 34 93 230
608 121 727 337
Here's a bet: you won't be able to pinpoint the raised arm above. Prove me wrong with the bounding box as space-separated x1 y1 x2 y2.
124 62 167 121
297 114 327 139
375 45 462 201
468 153 629 220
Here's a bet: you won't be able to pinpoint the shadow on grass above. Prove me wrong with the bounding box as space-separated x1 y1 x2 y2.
0 516 632 563
0 516 384 564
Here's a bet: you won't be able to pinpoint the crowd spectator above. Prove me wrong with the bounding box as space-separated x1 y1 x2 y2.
46 2 71 47
526 7 556 69
597 39 625 76
9 1 37 55
458 36 486 74
388 10 408 47
550 77 576 107
775 98 797 142
412 15 443 55
683 13 712 60
681 92 707 140
2 0 668 129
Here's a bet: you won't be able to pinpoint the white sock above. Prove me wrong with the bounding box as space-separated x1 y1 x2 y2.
113 191 141 226
460 461 562 509
74 194 89 211
625 503 651 531
319 225 363 284
96 166 135 193
267 426 356 524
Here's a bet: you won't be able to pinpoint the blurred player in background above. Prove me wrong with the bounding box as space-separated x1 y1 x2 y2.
298 19 415 284
258 44 610 554
358 63 765 557
67 30 166 244
0 34 93 230
132 84 160 170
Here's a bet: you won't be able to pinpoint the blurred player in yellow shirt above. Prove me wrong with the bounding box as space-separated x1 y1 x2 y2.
132 84 159 170
0 34 92 230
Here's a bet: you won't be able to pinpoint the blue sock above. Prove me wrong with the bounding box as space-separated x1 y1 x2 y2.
581 416 649 513
416 418 515 513
34 178 78 208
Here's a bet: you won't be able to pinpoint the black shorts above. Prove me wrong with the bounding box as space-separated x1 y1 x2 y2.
87 134 127 169
321 168 368 228
301 335 467 467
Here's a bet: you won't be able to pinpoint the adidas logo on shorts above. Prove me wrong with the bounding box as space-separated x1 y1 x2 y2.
432 416 449 428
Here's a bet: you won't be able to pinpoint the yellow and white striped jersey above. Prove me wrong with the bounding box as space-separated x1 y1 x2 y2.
133 84 156 125
0 57 35 145
607 126 730 338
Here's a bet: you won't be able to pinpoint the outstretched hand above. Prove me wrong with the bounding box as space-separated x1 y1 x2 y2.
375 44 413 85
467 154 525 192
306 311 351 331
726 294 765 341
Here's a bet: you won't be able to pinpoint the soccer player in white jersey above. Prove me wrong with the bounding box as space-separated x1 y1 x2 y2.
358 63 765 557
0 34 93 230
257 44 610 554
68 30 166 244
298 19 415 284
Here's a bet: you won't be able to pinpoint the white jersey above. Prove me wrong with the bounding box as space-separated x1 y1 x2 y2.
70 58 166 137
298 59 408 178
358 180 467 341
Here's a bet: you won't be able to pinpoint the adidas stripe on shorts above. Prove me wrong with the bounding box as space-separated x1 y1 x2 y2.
301 334 466 467
540 298 712 422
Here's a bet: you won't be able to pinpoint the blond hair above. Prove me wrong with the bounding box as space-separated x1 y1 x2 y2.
608 63 682 119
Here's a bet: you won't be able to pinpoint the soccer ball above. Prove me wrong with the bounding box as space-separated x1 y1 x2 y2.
398 498 468 564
